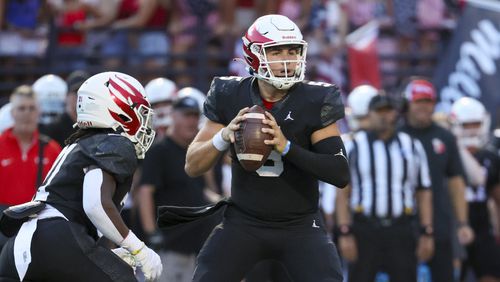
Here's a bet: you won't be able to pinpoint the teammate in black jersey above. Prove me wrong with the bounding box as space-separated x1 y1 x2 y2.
449 97 500 282
0 72 162 281
184 15 349 282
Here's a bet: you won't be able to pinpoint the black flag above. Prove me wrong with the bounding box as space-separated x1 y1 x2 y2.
433 0 500 127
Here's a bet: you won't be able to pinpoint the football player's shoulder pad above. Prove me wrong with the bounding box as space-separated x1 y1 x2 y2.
79 133 138 182
205 76 249 123
301 80 345 127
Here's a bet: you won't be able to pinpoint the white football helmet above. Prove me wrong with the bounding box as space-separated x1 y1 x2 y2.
32 74 68 125
242 14 308 90
348 85 379 117
145 77 177 129
346 85 378 131
0 103 13 134
450 97 490 148
177 87 206 128
76 72 155 159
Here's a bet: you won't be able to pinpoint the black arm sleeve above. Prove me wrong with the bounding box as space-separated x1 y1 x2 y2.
284 136 350 187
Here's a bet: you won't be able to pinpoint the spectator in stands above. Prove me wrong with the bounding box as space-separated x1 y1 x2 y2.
305 0 348 88
42 70 89 146
401 78 474 282
0 0 49 57
137 96 217 282
100 0 170 72
47 0 105 69
336 95 434 282
0 85 61 207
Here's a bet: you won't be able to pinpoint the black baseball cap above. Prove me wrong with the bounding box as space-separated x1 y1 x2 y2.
66 70 90 93
368 95 398 111
172 96 200 113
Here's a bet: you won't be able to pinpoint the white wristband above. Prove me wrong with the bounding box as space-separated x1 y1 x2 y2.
212 129 230 151
120 230 145 255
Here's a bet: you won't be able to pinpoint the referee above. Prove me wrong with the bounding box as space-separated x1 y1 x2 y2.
336 95 434 282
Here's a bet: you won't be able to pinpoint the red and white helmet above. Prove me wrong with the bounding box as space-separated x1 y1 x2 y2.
145 77 177 129
32 74 68 125
450 97 490 148
76 72 155 159
242 14 307 90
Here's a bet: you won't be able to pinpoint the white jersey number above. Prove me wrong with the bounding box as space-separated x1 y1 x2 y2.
256 151 284 177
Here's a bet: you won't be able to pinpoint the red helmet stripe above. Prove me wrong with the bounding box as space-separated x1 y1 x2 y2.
245 24 272 44
107 76 145 135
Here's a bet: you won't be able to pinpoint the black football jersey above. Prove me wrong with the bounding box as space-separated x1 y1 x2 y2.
33 132 138 237
467 148 500 233
204 76 345 221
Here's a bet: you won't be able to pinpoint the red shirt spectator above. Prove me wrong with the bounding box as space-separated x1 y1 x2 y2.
0 128 61 206
0 85 62 206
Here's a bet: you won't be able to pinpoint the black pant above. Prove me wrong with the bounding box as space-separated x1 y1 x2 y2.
0 218 136 282
348 217 417 282
428 238 454 282
193 206 343 282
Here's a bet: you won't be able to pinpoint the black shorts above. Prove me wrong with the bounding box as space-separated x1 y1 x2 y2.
0 218 135 282
192 206 343 282
464 232 500 278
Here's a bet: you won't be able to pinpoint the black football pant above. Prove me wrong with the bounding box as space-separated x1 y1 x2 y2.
192 206 343 282
428 239 454 282
0 218 136 282
348 217 417 282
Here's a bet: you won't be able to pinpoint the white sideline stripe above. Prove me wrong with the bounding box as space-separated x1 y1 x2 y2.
244 113 265 119
237 153 264 161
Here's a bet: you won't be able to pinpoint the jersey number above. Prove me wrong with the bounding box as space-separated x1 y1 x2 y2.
256 151 284 177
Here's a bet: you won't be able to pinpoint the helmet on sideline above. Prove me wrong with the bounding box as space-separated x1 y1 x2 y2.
145 77 177 129
76 72 155 159
346 85 379 131
242 14 307 90
348 85 379 117
0 103 13 134
450 97 490 148
32 74 68 125
145 78 177 105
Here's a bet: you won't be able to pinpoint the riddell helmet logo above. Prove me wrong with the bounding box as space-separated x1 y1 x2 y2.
78 120 93 127
282 35 296 39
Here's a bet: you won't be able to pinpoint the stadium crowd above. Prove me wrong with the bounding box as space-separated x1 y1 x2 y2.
0 0 499 282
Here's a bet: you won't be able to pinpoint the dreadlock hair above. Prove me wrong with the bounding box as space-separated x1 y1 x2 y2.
65 128 117 145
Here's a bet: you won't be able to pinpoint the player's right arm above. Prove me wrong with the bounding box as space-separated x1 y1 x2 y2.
185 107 248 177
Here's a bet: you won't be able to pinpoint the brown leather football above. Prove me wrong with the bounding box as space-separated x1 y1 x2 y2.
234 105 273 172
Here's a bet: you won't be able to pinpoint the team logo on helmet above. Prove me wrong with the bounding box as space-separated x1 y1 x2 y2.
107 75 150 136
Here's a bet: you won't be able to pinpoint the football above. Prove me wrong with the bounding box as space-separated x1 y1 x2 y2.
234 105 273 172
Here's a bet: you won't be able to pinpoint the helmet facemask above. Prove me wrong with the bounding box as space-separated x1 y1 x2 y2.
452 118 490 149
131 104 156 159
250 41 307 90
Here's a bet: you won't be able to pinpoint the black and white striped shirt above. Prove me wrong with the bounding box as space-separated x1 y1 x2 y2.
346 130 431 218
